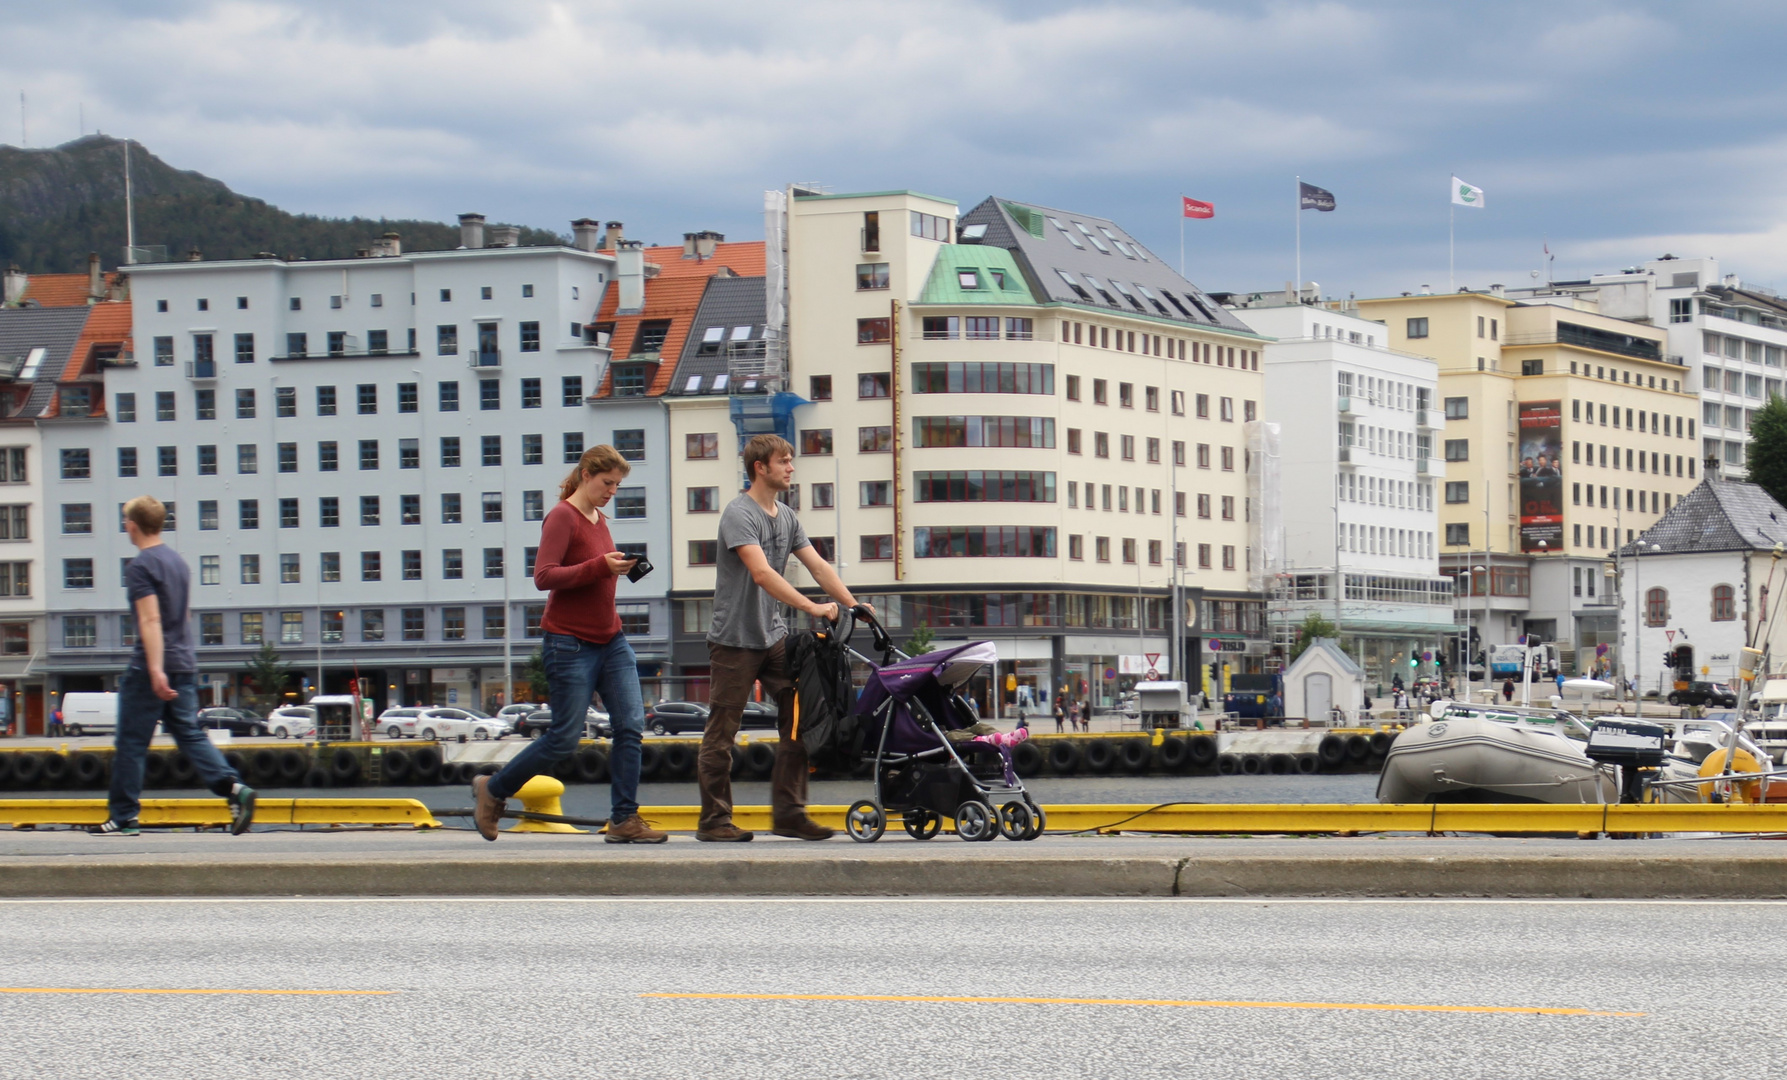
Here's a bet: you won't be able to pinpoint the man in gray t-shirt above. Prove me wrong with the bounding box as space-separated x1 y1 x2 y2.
698 434 867 842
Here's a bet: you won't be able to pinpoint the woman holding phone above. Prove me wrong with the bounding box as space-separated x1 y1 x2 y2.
472 445 664 843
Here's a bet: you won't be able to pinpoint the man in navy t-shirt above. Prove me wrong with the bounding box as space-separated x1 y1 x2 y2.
95 496 255 836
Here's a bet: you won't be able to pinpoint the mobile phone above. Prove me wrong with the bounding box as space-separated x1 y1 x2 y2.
626 557 654 583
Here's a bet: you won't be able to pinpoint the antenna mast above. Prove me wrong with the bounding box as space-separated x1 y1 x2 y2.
123 139 136 265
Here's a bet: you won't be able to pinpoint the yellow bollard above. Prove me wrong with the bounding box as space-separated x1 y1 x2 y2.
509 775 586 833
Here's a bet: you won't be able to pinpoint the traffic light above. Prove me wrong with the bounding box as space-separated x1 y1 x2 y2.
1408 654 1419 668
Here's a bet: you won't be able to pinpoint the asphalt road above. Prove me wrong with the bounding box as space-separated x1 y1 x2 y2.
0 898 1777 1079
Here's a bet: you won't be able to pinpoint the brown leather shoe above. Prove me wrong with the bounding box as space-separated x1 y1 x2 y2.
771 816 834 841
605 814 668 844
695 823 754 842
472 775 503 842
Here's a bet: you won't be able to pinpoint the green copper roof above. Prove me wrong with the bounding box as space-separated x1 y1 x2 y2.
917 244 1036 305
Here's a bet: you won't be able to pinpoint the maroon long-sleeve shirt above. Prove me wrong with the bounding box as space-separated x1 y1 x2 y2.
533 500 621 643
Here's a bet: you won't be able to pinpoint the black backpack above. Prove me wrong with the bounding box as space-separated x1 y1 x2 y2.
787 627 860 770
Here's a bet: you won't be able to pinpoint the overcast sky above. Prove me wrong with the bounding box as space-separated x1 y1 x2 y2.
6 0 1787 297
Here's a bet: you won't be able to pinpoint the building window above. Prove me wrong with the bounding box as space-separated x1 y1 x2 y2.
402 609 424 642
360 440 379 470
482 435 502 467
857 318 891 344
689 540 718 566
687 433 719 459
63 558 94 589
61 448 91 480
561 432 582 464
361 551 381 581
521 378 541 409
443 549 463 579
321 551 340 581
1445 439 1469 462
860 534 894 561
689 487 719 513
482 492 503 523
480 379 500 410
1407 317 1429 339
613 429 646 462
441 493 462 524
810 484 834 509
1711 584 1736 622
613 488 646 519
438 325 458 355
318 442 338 472
1645 587 1669 627
857 263 890 290
360 495 381 527
279 498 299 528
800 429 833 456
357 384 377 414
1445 481 1469 503
561 376 584 406
520 321 541 352
442 608 465 641
361 609 385 643
1445 522 1470 546
485 548 505 578
240 554 260 584
523 491 544 520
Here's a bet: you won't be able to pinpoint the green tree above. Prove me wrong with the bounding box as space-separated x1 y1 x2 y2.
904 623 936 656
1289 613 1338 662
524 649 549 701
243 641 296 713
1748 396 1787 507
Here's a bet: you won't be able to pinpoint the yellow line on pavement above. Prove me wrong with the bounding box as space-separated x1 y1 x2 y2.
641 991 1641 1017
0 987 394 996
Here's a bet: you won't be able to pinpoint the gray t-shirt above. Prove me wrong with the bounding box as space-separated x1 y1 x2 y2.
125 543 196 673
708 494 811 649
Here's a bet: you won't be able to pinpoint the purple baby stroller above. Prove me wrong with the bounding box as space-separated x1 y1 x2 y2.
840 612 1044 842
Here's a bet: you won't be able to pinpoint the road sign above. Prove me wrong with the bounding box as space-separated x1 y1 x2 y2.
1665 630 1676 643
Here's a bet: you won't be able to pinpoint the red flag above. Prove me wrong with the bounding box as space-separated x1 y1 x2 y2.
1182 196 1214 219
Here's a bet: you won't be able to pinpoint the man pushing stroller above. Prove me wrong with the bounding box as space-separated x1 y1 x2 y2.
698 435 871 842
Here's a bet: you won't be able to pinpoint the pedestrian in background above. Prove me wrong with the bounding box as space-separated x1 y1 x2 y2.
1502 678 1515 703
1053 699 1065 733
97 496 254 837
473 446 663 844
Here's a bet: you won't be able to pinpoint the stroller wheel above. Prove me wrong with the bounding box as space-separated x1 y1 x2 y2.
1023 802 1047 840
902 809 941 841
845 800 885 843
997 801 1034 841
954 799 997 842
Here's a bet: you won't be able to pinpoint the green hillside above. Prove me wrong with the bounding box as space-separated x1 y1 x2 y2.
0 135 565 273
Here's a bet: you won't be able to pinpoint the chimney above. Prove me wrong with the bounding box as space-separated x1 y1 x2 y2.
1489 282 1504 297
2 265 25 306
696 230 723 259
616 240 646 313
87 253 104 303
601 220 624 250
571 218 601 252
186 247 203 262
370 232 402 257
458 213 486 250
488 225 520 248
683 233 699 260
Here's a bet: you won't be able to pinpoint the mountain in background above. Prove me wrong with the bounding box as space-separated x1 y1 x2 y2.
0 135 565 273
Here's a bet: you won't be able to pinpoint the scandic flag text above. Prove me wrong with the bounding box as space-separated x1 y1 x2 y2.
1182 196 1214 219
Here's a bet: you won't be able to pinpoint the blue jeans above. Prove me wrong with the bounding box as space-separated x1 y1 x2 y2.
490 631 644 819
110 668 240 824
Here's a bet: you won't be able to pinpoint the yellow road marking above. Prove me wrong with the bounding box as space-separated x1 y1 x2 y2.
0 987 393 997
641 992 1641 1017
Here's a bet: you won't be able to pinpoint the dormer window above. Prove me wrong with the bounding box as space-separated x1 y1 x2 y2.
957 270 980 289
632 320 671 356
960 223 988 241
990 269 1007 290
699 326 725 355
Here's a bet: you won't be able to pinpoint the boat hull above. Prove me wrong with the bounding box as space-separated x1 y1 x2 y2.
1377 718 1617 804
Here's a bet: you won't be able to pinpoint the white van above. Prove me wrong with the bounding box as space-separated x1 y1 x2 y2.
60 692 120 737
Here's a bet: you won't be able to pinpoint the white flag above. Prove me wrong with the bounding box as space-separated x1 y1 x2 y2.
1451 176 1485 208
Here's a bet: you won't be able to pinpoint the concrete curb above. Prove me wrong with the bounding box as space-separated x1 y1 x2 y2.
7 852 1787 899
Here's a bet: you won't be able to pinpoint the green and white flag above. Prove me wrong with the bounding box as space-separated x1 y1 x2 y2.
1451 176 1485 208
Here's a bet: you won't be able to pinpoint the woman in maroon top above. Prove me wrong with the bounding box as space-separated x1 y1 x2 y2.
473 446 664 843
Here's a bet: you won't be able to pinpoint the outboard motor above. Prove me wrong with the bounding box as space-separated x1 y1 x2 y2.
1585 718 1668 804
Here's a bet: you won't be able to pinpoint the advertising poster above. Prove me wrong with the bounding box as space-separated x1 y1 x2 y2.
1518 400 1563 552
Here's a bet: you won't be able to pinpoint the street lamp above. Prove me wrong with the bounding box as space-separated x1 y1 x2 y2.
1473 564 1487 701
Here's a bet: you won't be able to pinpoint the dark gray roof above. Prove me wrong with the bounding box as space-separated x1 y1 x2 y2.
0 306 90 420
666 274 766 396
1625 478 1787 555
955 196 1255 334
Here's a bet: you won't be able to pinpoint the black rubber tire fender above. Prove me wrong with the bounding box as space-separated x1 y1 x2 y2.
662 743 696 779
1215 753 1239 775
745 742 777 779
1344 734 1371 762
1082 739 1116 774
276 748 309 784
142 751 168 786
328 748 361 784
551 754 577 780
11 751 43 786
250 748 281 784
475 762 501 778
1187 734 1218 768
1011 741 1045 778
637 743 664 781
574 747 607 783
1046 741 1081 775
1156 736 1189 772
730 744 748 778
1239 753 1265 775
71 752 107 787
1369 731 1394 756
223 751 251 784
37 752 70 787
1295 753 1320 775
1267 752 1294 775
168 752 197 785
409 746 442 783
381 748 412 783
304 766 333 788
1318 734 1348 767
1119 739 1153 774
0 752 14 788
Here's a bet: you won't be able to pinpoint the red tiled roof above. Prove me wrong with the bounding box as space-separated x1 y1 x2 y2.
593 241 766 398
44 302 133 417
20 272 123 308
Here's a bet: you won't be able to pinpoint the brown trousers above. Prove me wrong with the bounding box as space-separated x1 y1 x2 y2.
700 638 810 830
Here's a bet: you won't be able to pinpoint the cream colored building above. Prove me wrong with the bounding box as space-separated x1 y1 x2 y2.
1357 290 1699 675
667 190 1267 710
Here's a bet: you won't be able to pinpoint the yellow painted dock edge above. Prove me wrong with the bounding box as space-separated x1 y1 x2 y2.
2 799 441 828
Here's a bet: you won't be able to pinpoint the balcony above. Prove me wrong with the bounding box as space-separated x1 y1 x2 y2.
1417 408 1442 430
1337 446 1356 466
185 359 217 380
1416 455 1431 475
1337 395 1353 413
467 349 502 370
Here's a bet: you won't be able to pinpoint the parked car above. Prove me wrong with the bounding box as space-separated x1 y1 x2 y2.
645 701 711 735
377 707 425 739
1669 681 1739 708
268 706 318 739
516 706 611 740
495 704 539 728
196 707 269 737
414 708 507 741
740 700 780 731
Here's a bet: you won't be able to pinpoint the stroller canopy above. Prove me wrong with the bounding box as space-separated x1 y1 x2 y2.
855 641 997 755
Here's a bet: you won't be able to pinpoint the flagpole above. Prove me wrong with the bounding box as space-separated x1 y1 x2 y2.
1449 200 1455 293
1179 196 1186 279
1294 175 1301 301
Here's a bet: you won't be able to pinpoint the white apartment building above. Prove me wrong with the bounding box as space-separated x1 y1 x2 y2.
39 219 628 712
1228 295 1454 690
669 189 1269 711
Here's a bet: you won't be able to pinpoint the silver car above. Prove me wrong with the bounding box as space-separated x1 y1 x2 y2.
377 707 425 739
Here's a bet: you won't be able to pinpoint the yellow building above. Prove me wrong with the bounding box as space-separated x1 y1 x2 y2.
1357 290 1698 673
